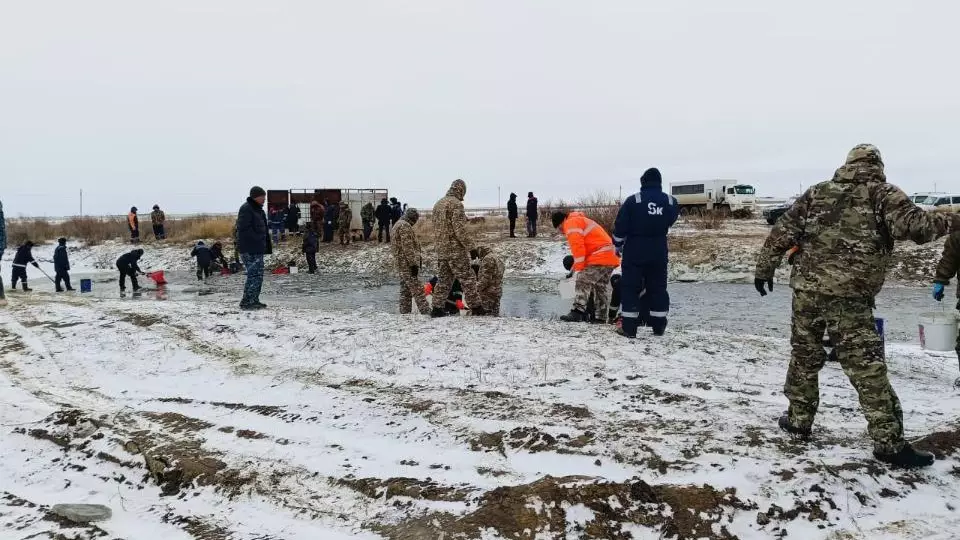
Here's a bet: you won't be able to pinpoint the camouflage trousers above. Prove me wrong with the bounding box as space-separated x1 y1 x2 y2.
338 224 351 244
398 270 429 314
434 253 481 310
787 290 904 454
573 266 614 319
480 287 502 317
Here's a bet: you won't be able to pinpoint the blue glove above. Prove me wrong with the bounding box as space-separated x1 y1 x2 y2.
933 283 946 302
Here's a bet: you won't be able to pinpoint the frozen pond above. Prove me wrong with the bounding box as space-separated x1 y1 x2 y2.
68 270 947 344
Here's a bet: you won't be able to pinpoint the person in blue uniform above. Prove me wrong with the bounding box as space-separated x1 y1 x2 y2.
612 167 679 337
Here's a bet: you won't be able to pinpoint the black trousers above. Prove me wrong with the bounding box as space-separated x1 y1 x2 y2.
55 270 72 291
117 266 140 291
197 263 212 280
153 224 165 240
509 218 517 237
305 252 317 273
11 266 27 289
378 222 391 243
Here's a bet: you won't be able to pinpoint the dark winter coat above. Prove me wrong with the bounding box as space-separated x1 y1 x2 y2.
526 196 538 219
285 205 301 229
325 203 339 224
507 194 519 219
116 250 143 272
13 243 35 266
613 186 679 265
236 197 273 255
375 200 392 225
390 201 403 222
269 209 285 230
302 230 319 254
310 201 325 224
210 243 228 266
54 245 69 272
191 243 213 266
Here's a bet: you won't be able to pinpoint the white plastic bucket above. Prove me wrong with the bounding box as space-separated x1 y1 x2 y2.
918 312 958 351
558 277 576 300
289 266 299 274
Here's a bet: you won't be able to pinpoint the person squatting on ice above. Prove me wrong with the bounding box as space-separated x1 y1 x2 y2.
392 207 429 314
54 238 73 292
613 167 679 337
191 241 213 280
338 201 353 245
476 246 504 316
755 143 960 469
553 210 620 323
11 241 39 292
236 186 272 310
431 179 484 317
116 248 144 293
302 223 319 274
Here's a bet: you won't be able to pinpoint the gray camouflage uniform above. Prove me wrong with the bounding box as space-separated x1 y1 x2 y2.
392 208 429 314
431 179 481 309
476 246 505 316
756 144 960 454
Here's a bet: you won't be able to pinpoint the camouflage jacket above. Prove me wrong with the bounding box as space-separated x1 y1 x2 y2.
392 215 421 272
337 205 352 227
756 145 958 298
361 203 375 224
432 179 475 258
477 246 504 296
935 232 960 297
151 209 165 224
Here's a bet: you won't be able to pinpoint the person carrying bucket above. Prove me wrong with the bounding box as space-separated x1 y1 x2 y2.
755 143 960 469
932 229 960 360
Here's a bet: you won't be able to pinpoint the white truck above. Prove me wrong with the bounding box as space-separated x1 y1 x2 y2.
668 180 757 212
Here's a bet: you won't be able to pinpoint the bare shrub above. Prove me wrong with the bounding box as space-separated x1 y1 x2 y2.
540 192 620 235
685 210 728 230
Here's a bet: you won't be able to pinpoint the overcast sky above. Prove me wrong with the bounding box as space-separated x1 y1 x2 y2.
2 1 958 216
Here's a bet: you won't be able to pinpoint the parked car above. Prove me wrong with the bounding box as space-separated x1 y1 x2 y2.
917 194 960 212
762 198 797 225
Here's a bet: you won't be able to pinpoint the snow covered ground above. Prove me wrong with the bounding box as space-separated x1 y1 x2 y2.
3 292 960 539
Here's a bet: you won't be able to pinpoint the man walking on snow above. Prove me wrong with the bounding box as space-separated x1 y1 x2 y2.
552 210 620 322
236 186 273 310
54 238 74 292
526 192 539 237
613 168 679 337
755 144 960 469
431 179 484 316
392 207 429 314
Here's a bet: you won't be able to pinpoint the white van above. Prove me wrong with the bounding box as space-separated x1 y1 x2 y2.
917 194 960 212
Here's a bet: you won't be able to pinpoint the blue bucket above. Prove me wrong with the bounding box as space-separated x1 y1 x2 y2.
80 279 92 293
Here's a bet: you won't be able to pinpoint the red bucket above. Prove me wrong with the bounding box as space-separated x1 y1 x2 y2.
146 271 167 285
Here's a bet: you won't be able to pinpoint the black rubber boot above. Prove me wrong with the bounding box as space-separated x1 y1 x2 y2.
778 415 812 439
560 310 586 323
21 283 32 292
430 308 448 318
874 444 935 469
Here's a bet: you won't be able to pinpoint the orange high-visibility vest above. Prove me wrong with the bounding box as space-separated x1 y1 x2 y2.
560 212 620 272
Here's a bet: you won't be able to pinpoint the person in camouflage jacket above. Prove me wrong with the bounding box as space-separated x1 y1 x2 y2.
476 246 504 316
361 202 375 241
755 143 960 468
431 179 483 316
337 202 353 245
392 207 429 314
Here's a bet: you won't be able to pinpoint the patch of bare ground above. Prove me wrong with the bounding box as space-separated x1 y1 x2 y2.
376 475 757 540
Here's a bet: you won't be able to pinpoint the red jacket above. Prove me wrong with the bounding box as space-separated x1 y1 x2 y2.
561 212 620 271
